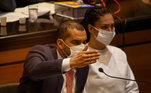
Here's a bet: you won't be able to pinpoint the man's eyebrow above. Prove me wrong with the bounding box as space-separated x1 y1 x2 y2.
71 40 81 42
71 39 87 43
100 23 115 26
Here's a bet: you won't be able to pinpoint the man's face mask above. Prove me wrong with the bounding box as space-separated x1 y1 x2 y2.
61 40 85 57
93 27 116 45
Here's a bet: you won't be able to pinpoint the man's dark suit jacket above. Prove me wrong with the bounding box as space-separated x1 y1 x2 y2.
17 45 89 93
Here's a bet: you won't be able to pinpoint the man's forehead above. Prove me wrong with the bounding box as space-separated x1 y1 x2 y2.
68 28 86 35
67 28 86 40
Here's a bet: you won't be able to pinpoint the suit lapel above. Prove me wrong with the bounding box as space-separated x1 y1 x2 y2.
56 75 64 93
49 45 64 93
75 66 89 93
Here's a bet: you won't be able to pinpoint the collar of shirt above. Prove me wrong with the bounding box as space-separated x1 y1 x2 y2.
56 49 76 93
56 50 62 59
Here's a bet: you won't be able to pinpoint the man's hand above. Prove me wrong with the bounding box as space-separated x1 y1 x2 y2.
70 45 100 68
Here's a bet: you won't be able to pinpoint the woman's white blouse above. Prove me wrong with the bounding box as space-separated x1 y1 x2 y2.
83 46 139 93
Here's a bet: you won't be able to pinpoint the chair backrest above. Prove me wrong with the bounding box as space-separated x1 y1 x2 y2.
0 83 19 93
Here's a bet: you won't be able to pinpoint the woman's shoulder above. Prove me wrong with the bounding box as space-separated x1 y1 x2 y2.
107 45 126 56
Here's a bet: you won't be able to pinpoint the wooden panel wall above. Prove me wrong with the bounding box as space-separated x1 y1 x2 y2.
124 43 151 93
0 48 30 85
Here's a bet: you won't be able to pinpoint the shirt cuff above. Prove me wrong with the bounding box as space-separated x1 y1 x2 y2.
62 58 71 72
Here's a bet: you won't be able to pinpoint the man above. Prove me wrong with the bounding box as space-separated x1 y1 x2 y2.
17 20 100 93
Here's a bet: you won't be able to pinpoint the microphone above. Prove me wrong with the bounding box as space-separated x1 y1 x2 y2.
99 67 151 84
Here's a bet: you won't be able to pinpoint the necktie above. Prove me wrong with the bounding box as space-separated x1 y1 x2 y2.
66 69 73 93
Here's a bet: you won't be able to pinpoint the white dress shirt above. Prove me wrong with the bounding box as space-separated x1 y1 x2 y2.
83 45 139 93
56 50 76 93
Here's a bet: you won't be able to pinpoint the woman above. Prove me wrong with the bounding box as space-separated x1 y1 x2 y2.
81 7 139 93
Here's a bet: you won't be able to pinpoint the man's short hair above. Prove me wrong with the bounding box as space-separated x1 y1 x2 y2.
58 20 85 40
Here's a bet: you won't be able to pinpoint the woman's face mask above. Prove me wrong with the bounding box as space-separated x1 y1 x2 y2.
93 27 116 45
61 40 85 57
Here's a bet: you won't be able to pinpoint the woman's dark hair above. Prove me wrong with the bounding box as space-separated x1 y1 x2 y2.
81 6 112 42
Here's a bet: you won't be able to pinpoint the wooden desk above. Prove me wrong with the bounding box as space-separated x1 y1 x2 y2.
0 18 58 51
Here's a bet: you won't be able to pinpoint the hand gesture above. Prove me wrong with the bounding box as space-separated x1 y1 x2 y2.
70 45 100 68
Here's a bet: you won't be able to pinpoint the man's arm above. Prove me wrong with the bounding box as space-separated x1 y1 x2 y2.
24 45 100 81
24 45 63 81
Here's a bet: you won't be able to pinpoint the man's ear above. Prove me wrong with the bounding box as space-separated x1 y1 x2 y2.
57 38 64 49
87 24 94 33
